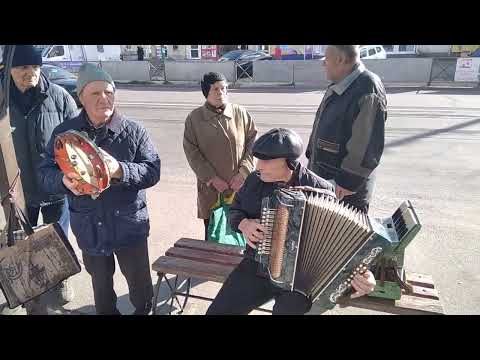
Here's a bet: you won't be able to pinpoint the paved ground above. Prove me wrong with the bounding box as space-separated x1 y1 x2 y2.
1 86 479 315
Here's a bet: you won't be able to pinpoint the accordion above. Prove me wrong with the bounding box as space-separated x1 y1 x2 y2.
256 188 421 309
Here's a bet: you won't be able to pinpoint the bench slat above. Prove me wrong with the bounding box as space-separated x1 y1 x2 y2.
166 247 243 267
152 256 235 283
409 285 440 300
175 238 244 257
405 271 435 289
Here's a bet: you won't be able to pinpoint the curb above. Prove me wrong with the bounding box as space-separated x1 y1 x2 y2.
115 81 480 92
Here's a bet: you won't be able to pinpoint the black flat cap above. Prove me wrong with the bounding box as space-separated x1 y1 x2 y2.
252 128 303 160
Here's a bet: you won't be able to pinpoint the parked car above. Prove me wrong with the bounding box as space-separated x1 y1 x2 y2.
218 50 273 79
218 50 273 63
41 64 80 107
359 45 387 59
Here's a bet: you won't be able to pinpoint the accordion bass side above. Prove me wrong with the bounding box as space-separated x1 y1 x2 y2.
256 188 421 309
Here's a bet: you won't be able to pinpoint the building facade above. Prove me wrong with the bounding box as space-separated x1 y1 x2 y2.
159 45 462 61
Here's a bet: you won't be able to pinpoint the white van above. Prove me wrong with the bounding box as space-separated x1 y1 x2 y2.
359 45 387 60
41 45 121 62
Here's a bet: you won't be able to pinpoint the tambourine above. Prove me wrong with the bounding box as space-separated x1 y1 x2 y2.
54 130 110 199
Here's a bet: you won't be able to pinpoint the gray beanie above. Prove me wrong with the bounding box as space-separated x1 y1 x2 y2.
76 63 115 95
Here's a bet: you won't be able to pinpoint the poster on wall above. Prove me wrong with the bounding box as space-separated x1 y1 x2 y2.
201 45 218 60
454 58 480 82
273 45 303 60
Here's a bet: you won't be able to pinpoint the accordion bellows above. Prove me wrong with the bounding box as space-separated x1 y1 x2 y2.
294 195 372 298
257 189 398 308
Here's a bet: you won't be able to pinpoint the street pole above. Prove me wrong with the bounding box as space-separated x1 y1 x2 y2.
161 45 168 84
0 45 26 229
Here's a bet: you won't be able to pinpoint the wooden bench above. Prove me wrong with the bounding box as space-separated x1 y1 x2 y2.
151 238 444 315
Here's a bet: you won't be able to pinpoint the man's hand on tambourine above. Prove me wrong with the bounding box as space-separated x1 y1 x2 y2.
63 172 84 196
99 148 123 179
238 219 265 249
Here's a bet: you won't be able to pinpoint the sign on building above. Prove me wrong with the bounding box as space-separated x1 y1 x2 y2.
454 58 480 82
201 45 217 60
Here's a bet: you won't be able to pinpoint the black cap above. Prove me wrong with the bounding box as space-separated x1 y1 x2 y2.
201 72 227 97
252 128 304 161
12 45 42 67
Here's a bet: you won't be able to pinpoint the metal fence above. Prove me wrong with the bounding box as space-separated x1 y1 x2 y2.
427 57 458 85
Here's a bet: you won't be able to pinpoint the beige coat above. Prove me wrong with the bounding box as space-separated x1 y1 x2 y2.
183 102 257 219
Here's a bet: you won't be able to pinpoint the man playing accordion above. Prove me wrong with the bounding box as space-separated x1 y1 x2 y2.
206 128 376 315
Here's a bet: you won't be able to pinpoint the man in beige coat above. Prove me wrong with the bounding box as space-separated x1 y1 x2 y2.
183 72 257 240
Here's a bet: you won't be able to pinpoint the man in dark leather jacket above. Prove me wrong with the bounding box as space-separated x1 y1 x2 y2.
306 45 387 213
206 128 376 315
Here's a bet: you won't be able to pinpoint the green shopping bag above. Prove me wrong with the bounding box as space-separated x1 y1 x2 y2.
207 193 246 248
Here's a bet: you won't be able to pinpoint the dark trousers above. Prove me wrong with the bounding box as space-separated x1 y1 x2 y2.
82 240 154 315
206 257 312 315
27 199 70 236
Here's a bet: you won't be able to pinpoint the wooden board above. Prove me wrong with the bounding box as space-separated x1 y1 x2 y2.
166 247 243 267
337 294 444 315
174 238 245 257
152 256 235 283
405 271 435 289
0 118 26 228
338 271 444 314
408 285 440 300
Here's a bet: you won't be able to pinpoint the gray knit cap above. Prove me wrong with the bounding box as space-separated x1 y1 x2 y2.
76 63 115 95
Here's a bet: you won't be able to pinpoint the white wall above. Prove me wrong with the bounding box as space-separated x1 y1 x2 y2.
417 45 451 55
165 61 236 82
100 61 150 81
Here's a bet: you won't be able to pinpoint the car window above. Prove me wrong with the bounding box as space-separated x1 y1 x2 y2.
360 49 367 58
42 66 76 80
48 45 64 58
368 48 376 56
376 47 382 53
